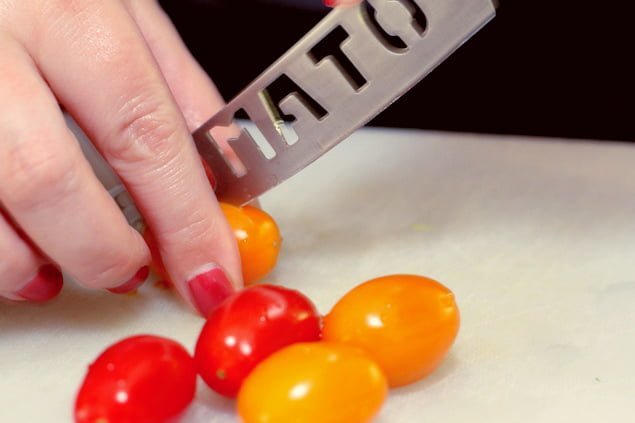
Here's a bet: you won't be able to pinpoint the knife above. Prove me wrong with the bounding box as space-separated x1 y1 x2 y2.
71 0 496 228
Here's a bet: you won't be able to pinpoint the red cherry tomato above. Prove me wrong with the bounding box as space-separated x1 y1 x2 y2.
323 274 460 387
194 284 322 397
75 335 196 423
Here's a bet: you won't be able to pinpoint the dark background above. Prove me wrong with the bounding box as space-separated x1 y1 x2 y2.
159 0 635 142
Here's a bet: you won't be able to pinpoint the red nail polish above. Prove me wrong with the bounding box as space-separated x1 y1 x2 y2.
187 266 234 317
324 0 335 6
16 264 63 302
108 266 150 294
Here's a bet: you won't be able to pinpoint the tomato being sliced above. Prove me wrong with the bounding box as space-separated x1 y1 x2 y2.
75 335 196 423
144 203 281 287
237 342 388 423
194 284 321 397
323 274 460 387
220 203 281 285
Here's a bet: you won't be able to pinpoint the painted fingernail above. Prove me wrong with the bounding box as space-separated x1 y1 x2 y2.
108 266 150 294
16 264 63 302
324 0 358 7
187 265 234 317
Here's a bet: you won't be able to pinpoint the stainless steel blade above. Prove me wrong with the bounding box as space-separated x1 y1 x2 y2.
193 0 496 205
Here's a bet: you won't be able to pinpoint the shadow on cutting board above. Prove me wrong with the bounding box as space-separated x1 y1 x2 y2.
0 278 175 335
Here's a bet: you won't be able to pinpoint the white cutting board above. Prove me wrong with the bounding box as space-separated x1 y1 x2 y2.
1 127 634 422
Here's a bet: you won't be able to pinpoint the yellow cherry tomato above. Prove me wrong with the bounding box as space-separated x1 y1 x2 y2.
219 203 281 285
145 205 281 287
322 274 460 387
237 342 387 423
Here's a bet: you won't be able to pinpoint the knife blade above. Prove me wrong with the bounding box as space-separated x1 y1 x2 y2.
72 0 496 227
194 0 496 205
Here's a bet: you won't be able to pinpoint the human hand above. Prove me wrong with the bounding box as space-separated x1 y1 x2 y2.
0 0 242 316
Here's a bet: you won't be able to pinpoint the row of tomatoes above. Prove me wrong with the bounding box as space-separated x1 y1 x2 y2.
74 205 460 422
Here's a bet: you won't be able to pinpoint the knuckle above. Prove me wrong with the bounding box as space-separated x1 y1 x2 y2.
161 212 218 254
166 214 209 243
0 137 81 210
105 92 183 166
77 247 141 289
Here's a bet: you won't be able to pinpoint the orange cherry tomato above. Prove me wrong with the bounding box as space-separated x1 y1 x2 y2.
220 203 281 285
237 342 387 423
322 274 460 387
143 204 281 286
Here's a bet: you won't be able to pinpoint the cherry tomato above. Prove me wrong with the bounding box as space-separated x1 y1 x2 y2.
142 228 170 285
144 204 281 286
237 342 387 423
195 284 321 397
220 203 281 285
75 335 196 423
322 274 460 387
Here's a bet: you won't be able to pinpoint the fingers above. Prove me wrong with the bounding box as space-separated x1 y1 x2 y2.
0 37 150 293
124 0 244 165
14 1 242 314
0 209 62 302
125 0 242 315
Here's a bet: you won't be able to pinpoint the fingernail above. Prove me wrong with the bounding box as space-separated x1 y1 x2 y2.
187 265 234 317
16 264 64 302
323 0 334 6
108 266 149 294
